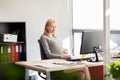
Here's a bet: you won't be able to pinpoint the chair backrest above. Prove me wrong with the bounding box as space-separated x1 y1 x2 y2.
38 39 48 60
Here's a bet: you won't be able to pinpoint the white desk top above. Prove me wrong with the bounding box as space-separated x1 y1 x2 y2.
81 60 103 67
15 59 88 72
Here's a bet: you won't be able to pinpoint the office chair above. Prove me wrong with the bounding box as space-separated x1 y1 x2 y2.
38 39 48 79
38 39 48 60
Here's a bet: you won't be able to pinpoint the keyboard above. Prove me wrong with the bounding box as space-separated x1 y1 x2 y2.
67 57 93 61
67 58 81 61
67 54 95 61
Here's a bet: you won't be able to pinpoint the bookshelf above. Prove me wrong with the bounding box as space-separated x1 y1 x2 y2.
0 22 26 80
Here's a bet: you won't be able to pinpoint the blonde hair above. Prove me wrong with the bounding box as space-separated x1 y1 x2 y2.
43 19 55 36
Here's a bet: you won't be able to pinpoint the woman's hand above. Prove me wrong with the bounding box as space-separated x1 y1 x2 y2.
61 54 71 60
63 48 68 54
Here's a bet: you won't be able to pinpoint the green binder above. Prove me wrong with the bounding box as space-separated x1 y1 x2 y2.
0 44 4 62
3 44 8 62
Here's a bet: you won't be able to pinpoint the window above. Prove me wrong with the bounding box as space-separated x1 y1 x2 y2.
73 0 103 29
73 30 82 55
72 0 103 55
110 0 120 30
72 0 120 55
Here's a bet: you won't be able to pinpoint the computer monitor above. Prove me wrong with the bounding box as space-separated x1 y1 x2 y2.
80 30 104 62
80 30 120 61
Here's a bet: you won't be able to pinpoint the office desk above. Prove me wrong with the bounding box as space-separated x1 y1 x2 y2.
15 59 104 80
82 61 104 80
15 59 88 80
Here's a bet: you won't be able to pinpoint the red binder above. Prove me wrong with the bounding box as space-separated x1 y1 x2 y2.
11 44 16 62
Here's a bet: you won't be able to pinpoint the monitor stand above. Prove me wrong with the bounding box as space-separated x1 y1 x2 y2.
87 47 102 62
93 47 102 62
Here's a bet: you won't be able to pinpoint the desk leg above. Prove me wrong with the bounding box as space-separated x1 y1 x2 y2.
46 72 51 80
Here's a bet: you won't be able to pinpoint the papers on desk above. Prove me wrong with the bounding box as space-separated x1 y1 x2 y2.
34 60 83 68
34 62 64 68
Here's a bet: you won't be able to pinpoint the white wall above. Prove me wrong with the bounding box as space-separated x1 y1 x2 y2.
0 0 72 61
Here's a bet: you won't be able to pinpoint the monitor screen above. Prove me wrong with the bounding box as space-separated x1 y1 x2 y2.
80 30 120 54
80 30 103 54
79 30 120 61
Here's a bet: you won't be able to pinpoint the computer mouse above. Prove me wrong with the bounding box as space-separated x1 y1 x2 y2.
87 59 93 62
